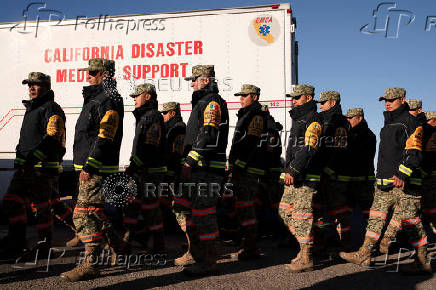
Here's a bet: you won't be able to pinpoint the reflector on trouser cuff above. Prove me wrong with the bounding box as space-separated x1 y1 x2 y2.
402 217 421 226
241 218 257 226
297 236 314 243
123 217 138 225
399 164 412 176
192 207 216 216
292 212 313 219
369 210 387 219
365 230 380 240
148 223 164 231
80 232 104 243
74 207 104 215
173 197 192 208
389 219 402 230
328 206 351 216
411 236 427 248
278 202 293 210
199 231 219 241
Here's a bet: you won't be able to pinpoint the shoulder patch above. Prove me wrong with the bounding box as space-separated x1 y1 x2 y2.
406 126 423 151
203 101 221 128
98 110 119 140
173 133 185 155
247 115 264 137
305 122 322 149
47 115 66 146
334 127 347 148
145 122 162 146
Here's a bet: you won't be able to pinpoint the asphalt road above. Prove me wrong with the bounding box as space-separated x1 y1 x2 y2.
1 225 436 290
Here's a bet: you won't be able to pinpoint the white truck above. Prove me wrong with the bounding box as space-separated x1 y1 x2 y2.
0 3 298 197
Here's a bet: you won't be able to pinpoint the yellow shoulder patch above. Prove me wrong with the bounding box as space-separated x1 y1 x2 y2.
247 115 264 137
425 132 436 152
47 115 66 146
173 133 185 155
406 126 423 151
203 101 221 128
145 122 162 146
305 122 322 149
98 110 119 140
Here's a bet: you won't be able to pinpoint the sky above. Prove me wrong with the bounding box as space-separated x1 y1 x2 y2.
2 0 436 137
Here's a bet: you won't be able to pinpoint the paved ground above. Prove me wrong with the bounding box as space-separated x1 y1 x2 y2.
1 225 436 290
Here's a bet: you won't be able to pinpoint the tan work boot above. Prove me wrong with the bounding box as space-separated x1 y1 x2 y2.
174 232 194 266
66 235 82 247
401 245 432 275
232 236 262 260
183 243 218 276
60 245 101 282
285 243 314 272
339 237 376 266
379 236 392 254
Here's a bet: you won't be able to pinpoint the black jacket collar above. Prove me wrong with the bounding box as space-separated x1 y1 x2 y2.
22 89 54 110
82 84 104 102
237 101 262 118
289 100 317 120
319 103 343 121
191 84 219 107
383 103 409 124
351 119 369 133
165 115 183 131
133 99 158 121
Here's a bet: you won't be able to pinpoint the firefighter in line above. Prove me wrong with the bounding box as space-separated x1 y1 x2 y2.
61 58 124 281
1 72 67 260
278 84 323 272
340 88 432 275
228 84 273 260
177 65 229 276
122 84 167 254
344 108 376 244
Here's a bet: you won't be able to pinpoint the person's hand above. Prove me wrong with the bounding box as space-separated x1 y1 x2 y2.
80 170 91 182
181 163 192 180
392 175 405 189
284 173 294 186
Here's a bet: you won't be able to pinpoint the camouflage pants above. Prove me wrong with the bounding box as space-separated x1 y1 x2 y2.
279 183 318 244
232 173 261 237
366 187 427 248
73 174 110 246
123 173 164 234
385 176 436 239
3 170 58 234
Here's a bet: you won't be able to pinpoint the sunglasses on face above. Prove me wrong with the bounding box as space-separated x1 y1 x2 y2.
292 95 302 100
162 111 171 115
385 98 399 103
89 70 100 77
319 100 328 105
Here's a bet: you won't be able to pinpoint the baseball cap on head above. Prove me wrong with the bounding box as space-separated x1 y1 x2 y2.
22 72 51 86
316 91 340 103
345 108 364 118
425 111 436 120
287 84 314 98
234 84 260 96
79 58 114 72
379 88 406 101
184 65 215 81
160 102 180 113
406 99 422 110
130 83 156 98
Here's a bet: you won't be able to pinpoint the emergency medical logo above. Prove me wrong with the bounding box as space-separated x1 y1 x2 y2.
425 132 436 152
248 15 281 46
334 127 347 148
305 122 322 149
145 123 161 146
204 101 221 128
247 115 264 137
